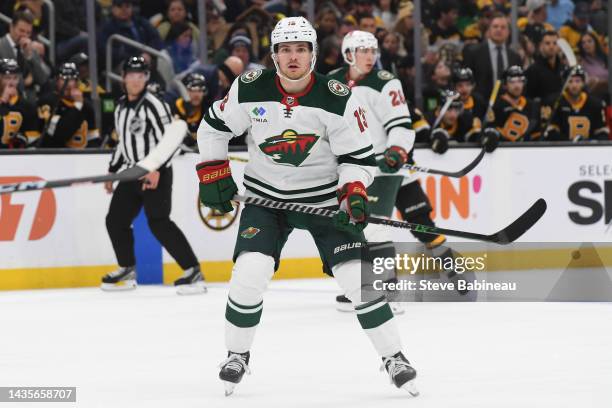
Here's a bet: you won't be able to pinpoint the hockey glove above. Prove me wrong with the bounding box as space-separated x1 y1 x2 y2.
333 181 369 235
378 146 408 174
481 128 500 153
196 160 237 213
430 128 450 154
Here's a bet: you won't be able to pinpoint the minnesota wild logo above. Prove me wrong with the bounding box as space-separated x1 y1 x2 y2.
259 129 319 166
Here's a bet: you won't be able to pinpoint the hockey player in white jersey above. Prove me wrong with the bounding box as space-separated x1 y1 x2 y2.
196 17 418 397
329 31 475 308
328 31 413 314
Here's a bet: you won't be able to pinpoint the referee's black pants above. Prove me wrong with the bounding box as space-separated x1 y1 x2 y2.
105 167 198 270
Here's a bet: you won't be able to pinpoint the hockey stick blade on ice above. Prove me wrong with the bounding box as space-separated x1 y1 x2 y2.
229 149 485 179
232 195 547 244
0 120 188 195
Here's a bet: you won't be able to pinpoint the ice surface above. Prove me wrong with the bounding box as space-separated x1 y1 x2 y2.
1 278 611 408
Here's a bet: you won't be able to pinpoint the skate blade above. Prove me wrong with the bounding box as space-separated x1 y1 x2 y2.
390 304 405 315
223 381 236 397
335 302 355 313
401 380 419 397
101 280 137 291
176 281 207 295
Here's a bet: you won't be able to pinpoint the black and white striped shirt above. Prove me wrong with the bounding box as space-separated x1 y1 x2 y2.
108 91 173 173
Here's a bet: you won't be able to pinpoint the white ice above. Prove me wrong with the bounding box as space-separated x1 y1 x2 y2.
1 278 611 408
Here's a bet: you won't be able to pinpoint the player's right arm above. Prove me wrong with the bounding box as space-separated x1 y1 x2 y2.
197 78 250 161
195 77 250 213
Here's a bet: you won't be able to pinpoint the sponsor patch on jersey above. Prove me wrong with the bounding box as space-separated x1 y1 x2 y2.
259 130 320 166
240 69 263 84
328 79 349 96
377 70 394 80
240 226 260 239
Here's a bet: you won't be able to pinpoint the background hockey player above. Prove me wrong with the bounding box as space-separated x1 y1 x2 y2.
171 72 210 148
328 30 415 314
37 62 100 148
486 65 540 142
452 66 486 120
0 58 39 148
102 56 204 295
428 89 484 154
544 65 609 141
196 17 419 397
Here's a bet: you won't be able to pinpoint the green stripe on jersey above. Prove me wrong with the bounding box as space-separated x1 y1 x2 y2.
337 153 377 167
244 174 338 195
244 185 337 204
204 113 231 133
387 122 413 132
383 117 412 129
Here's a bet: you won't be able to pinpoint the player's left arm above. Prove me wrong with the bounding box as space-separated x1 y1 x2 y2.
377 79 415 155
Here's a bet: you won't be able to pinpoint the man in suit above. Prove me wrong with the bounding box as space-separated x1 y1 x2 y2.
462 12 521 100
0 10 50 101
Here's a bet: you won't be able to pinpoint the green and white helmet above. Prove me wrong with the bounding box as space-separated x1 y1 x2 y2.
342 30 379 66
270 16 318 82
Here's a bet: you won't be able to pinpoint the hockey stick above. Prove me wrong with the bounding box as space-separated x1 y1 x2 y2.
232 194 547 244
482 79 501 129
228 149 484 179
429 91 461 152
0 120 188 195
542 38 578 138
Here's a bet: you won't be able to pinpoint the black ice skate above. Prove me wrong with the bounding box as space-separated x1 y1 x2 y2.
174 265 206 295
219 351 250 396
381 352 419 396
101 266 137 291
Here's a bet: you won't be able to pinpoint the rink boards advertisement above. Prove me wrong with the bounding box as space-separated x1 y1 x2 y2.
1 145 611 290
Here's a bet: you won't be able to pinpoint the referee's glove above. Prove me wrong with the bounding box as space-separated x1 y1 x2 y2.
195 160 237 214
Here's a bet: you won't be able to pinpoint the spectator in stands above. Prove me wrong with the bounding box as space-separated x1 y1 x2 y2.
519 0 554 45
427 0 462 47
422 60 452 114
53 0 91 62
228 34 264 71
0 10 50 101
546 0 574 30
463 1 494 45
463 13 521 101
578 32 608 97
380 31 402 76
164 22 198 75
190 55 244 102
559 2 603 52
339 15 357 38
354 0 384 26
316 35 342 75
13 0 47 38
518 34 537 68
525 30 564 102
393 2 429 60
98 0 163 70
357 13 378 35
0 58 39 148
38 62 99 148
373 0 398 29
315 6 339 46
156 0 200 44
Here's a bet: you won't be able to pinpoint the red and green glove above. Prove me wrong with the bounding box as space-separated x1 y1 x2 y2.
333 181 369 235
195 160 237 213
378 146 408 173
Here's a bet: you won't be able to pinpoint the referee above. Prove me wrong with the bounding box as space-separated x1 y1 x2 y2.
101 56 205 295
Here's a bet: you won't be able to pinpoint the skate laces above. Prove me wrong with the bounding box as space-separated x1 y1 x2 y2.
380 355 411 383
220 354 251 375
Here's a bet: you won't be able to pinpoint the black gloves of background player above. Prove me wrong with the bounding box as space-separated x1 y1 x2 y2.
430 128 450 154
481 128 500 153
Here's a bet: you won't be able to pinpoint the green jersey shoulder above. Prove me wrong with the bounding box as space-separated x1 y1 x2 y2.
236 69 351 116
327 66 396 92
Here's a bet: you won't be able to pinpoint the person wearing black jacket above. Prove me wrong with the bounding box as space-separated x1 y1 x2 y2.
525 30 565 102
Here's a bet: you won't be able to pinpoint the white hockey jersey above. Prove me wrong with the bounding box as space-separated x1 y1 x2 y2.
197 69 377 207
328 67 415 157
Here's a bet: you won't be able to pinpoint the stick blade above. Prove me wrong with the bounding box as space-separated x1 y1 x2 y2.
489 198 547 244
